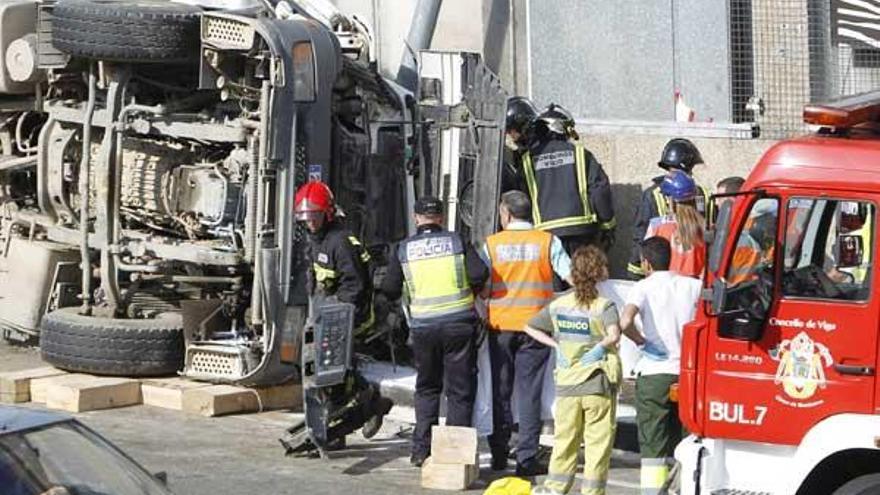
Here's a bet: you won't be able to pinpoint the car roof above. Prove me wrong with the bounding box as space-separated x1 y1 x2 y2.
746 131 880 193
0 405 72 434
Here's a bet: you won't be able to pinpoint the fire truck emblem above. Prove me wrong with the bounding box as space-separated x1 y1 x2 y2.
773 332 833 403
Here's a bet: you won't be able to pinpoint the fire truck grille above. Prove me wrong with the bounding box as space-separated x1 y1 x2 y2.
202 16 255 50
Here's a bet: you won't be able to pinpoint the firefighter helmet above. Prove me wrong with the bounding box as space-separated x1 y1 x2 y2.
660 170 697 202
506 96 538 137
537 103 578 140
658 138 704 172
294 180 335 221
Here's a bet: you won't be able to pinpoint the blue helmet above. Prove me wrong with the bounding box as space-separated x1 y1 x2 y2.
660 170 697 202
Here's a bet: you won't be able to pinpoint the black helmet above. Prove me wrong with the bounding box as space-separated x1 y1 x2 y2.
506 96 538 137
537 103 578 140
658 138 704 172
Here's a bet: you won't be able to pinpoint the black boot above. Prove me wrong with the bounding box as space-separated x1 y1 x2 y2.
410 451 429 467
362 397 393 439
491 448 509 471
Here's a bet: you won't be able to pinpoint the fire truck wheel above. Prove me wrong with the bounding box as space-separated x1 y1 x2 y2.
51 0 201 63
833 473 880 495
40 307 184 377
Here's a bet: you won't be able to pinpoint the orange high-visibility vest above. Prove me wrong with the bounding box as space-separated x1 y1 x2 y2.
646 217 706 278
486 229 555 331
727 235 763 285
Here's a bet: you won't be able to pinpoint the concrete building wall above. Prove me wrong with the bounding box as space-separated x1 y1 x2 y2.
579 132 776 276
328 0 783 276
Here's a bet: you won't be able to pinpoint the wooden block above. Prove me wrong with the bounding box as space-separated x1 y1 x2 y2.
0 367 67 403
30 373 89 404
430 425 478 465
421 457 479 491
182 385 260 417
45 376 141 413
141 378 211 411
253 383 302 411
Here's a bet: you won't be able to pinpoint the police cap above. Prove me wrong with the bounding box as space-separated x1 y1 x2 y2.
414 196 444 216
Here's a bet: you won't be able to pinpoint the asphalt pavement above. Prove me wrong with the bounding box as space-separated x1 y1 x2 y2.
0 341 639 494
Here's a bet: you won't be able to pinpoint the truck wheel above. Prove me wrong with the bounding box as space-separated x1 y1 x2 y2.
40 307 184 377
833 474 880 495
51 0 201 63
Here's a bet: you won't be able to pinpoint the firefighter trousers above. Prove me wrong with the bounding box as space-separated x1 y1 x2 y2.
411 321 477 457
541 393 616 495
636 373 682 495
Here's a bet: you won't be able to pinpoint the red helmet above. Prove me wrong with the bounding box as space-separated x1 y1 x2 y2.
294 180 334 221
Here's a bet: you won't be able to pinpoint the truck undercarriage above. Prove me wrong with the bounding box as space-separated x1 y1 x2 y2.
0 0 506 394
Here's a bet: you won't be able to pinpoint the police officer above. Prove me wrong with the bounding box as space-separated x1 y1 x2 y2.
294 180 392 441
481 190 572 476
514 102 616 254
381 196 489 467
627 138 712 279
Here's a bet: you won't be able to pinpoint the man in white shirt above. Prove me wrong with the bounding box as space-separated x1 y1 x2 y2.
620 236 701 495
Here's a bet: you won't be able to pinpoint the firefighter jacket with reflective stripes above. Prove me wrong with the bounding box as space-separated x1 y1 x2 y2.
645 216 706 279
306 220 374 329
385 226 484 329
521 139 616 238
627 176 712 279
548 294 622 392
486 228 555 332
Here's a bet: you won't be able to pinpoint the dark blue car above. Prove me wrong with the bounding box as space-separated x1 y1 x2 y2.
0 406 173 495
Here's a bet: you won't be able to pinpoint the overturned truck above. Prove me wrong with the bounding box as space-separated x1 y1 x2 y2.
0 0 506 386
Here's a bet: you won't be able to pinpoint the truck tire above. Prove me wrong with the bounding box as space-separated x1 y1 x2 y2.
40 307 184 377
833 474 880 495
51 0 201 63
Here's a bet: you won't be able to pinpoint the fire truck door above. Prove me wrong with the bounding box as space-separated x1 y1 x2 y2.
704 195 878 445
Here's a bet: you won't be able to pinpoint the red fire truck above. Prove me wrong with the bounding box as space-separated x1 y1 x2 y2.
676 92 880 495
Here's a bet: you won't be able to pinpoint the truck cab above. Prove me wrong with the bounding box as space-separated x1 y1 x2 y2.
677 92 880 494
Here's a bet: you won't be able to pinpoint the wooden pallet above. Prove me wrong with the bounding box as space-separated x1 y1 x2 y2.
8 366 302 416
0 367 67 404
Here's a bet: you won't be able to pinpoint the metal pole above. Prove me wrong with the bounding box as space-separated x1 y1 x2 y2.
395 0 443 91
78 64 97 314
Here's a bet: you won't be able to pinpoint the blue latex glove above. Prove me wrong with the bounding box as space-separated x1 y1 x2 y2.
555 349 571 369
579 344 607 366
641 341 669 361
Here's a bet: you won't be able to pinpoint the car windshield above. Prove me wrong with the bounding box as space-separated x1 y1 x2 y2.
0 422 171 495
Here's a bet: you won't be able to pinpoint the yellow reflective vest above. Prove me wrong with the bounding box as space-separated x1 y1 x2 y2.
549 293 622 389
399 230 475 328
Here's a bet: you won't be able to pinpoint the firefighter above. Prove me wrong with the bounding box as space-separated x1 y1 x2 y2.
480 190 572 476
503 96 540 193
714 176 745 215
380 196 488 467
619 237 702 495
524 245 622 495
512 102 616 254
627 138 712 280
645 171 706 278
727 201 778 286
294 180 392 442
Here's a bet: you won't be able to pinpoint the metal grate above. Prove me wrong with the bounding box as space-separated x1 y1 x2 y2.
36 3 70 69
202 16 255 50
186 347 244 378
729 0 880 139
